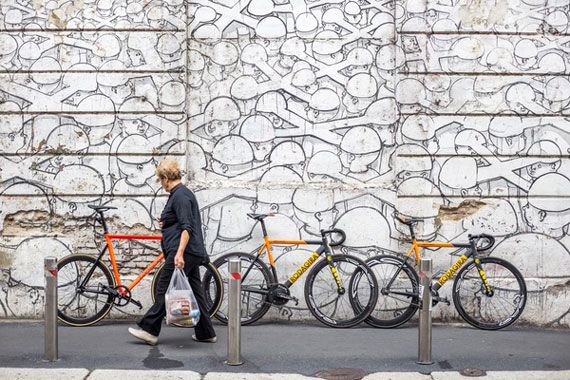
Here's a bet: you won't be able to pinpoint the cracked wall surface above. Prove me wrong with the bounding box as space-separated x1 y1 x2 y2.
0 0 570 326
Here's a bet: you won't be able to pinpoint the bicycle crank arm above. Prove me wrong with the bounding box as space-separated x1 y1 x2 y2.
130 299 143 309
276 294 299 305
432 294 451 305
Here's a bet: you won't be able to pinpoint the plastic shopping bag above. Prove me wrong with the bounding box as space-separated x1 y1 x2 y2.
165 268 200 327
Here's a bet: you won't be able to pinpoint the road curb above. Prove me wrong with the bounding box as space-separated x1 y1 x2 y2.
0 368 89 380
2 369 570 380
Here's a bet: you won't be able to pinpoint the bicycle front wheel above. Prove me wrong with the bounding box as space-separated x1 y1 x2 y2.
152 261 224 323
359 255 419 328
305 254 378 328
453 257 527 330
57 254 115 327
211 252 273 325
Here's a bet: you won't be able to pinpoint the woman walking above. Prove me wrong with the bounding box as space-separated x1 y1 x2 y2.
128 159 216 345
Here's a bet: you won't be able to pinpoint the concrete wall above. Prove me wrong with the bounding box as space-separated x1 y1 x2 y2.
0 0 569 327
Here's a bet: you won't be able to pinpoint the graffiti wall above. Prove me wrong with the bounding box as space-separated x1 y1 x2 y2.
0 0 569 327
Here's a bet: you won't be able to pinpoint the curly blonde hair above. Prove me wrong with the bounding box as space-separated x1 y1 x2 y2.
156 158 182 181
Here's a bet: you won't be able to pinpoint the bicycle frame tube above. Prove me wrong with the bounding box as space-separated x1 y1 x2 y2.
104 234 162 291
284 246 325 287
404 240 452 262
247 237 325 285
128 253 164 291
432 254 469 290
79 245 109 290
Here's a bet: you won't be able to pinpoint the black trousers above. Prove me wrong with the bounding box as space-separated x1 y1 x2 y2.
138 253 216 340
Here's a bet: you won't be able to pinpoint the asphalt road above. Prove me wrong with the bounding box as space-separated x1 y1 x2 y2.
0 320 568 376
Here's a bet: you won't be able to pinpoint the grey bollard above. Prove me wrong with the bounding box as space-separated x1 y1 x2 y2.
44 257 58 362
417 257 433 365
226 258 243 365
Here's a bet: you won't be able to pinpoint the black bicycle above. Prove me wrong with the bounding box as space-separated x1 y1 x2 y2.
352 215 527 330
203 213 378 328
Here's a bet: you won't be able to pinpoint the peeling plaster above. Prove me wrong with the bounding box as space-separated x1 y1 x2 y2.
437 200 487 222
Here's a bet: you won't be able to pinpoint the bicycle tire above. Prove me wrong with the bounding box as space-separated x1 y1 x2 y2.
453 257 527 330
151 261 224 321
359 255 419 328
210 252 273 325
305 254 378 328
57 254 115 327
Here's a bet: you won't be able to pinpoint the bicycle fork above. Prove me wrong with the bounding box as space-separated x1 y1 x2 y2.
473 258 494 297
322 243 345 295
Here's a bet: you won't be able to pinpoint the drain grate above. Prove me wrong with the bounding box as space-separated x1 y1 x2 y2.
313 368 368 380
459 368 487 377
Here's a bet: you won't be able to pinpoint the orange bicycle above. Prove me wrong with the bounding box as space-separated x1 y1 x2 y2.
56 205 223 327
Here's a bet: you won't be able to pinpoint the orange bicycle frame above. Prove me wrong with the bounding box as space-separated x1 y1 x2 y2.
405 239 455 264
104 234 163 293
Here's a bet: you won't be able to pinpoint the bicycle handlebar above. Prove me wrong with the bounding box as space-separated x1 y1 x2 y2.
468 234 495 251
321 228 346 247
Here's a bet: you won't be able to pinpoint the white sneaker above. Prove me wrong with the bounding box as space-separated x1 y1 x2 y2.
192 334 217 343
128 327 158 346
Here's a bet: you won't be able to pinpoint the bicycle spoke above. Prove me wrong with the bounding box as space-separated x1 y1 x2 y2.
306 255 377 327
360 255 419 328
454 258 526 329
57 255 114 326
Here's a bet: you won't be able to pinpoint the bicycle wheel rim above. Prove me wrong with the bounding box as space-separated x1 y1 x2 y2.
202 262 224 317
213 253 272 325
57 255 114 326
453 258 527 330
306 255 377 328
360 255 419 328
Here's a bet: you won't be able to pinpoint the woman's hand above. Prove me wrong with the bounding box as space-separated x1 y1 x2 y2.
174 252 185 269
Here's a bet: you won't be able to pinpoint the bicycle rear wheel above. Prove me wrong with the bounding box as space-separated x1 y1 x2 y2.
210 252 273 325
358 255 419 328
152 261 224 324
305 254 378 328
57 254 115 327
453 257 527 330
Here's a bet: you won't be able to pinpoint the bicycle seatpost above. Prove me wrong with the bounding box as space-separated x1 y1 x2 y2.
96 212 110 234
259 218 268 238
408 224 416 240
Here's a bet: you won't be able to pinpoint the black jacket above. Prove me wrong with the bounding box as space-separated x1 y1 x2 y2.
160 183 207 257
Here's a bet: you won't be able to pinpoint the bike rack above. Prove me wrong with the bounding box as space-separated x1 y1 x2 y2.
417 257 433 365
226 258 243 365
44 257 58 362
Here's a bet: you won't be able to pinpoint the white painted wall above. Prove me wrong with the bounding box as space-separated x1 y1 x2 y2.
0 0 569 327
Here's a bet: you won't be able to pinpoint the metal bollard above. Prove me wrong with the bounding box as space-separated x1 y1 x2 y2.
417 257 433 365
226 258 243 365
44 257 58 362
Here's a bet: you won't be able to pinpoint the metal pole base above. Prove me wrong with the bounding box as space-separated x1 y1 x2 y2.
226 258 243 366
417 258 433 365
44 256 58 362
224 359 244 366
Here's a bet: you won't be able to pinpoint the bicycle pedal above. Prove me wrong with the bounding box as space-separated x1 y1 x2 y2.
434 296 450 305
130 299 143 309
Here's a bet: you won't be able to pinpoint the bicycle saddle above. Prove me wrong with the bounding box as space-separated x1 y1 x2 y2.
395 215 420 225
246 213 275 221
88 205 118 212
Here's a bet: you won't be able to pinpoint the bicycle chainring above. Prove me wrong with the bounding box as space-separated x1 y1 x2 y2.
266 284 291 306
112 285 132 306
